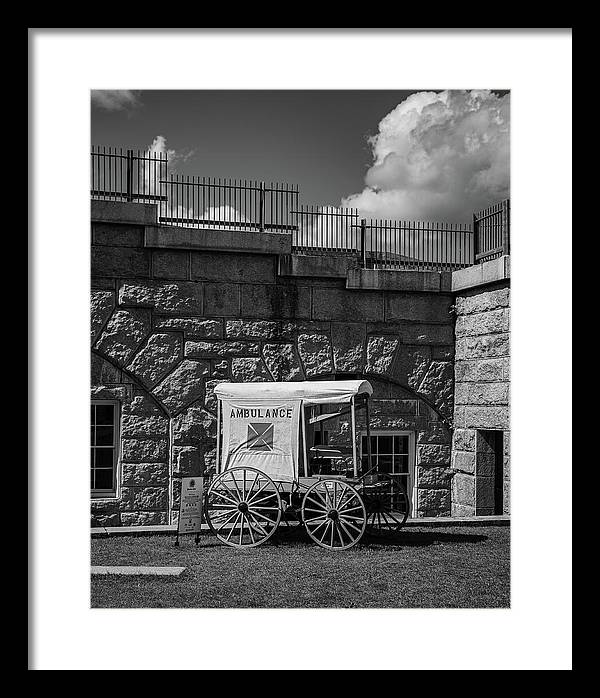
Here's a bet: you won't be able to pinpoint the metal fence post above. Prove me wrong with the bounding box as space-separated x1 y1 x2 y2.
502 199 510 256
360 219 367 267
126 149 134 202
472 212 478 263
259 181 265 232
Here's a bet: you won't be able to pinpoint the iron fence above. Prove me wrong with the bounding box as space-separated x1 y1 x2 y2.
292 206 360 253
90 146 509 271
90 146 167 202
158 176 299 232
360 219 475 271
474 199 510 262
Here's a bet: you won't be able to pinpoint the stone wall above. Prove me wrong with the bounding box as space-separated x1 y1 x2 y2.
91 212 458 526
451 282 510 516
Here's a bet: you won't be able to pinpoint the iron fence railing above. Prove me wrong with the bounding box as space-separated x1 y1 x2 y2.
90 146 168 202
90 146 509 271
474 199 510 262
359 219 475 271
291 206 360 253
158 176 299 232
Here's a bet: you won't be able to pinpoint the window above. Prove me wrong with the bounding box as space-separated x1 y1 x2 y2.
91 401 119 498
360 431 416 510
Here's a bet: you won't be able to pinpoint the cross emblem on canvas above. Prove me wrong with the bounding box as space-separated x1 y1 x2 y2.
247 423 274 451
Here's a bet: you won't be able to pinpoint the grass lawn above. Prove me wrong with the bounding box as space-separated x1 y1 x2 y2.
91 525 509 609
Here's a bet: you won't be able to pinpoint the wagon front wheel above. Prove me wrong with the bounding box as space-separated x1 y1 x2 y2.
205 467 282 548
301 479 366 550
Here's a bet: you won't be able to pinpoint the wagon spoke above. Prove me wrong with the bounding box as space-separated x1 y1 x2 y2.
335 521 346 547
381 512 397 530
247 493 278 507
239 512 247 546
216 509 239 533
229 473 243 501
211 489 239 506
307 518 329 535
338 504 363 515
339 518 363 534
245 471 260 501
317 519 332 544
338 514 365 522
247 512 268 537
337 518 354 545
250 510 279 525
305 494 328 511
335 489 350 511
245 514 256 544
385 511 404 527
225 513 242 542
245 479 270 504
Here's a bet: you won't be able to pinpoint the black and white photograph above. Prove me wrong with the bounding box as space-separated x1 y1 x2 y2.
30 29 572 670
89 88 512 608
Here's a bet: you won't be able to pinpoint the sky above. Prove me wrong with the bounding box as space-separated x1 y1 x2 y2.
91 89 510 222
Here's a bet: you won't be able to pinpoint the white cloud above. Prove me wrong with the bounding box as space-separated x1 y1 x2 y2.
149 135 195 173
91 90 142 112
342 90 510 222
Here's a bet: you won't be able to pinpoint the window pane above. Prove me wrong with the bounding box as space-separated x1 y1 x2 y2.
95 404 114 425
94 468 114 491
95 426 114 446
91 426 95 446
394 435 409 454
395 454 409 473
361 436 368 453
94 448 114 467
378 454 393 473
378 435 393 454
91 405 95 423
397 472 410 489
370 436 377 455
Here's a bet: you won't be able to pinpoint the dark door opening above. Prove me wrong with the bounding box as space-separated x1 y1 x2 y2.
479 429 504 515
492 431 504 515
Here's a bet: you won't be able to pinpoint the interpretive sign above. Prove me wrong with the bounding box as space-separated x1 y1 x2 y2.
175 477 203 546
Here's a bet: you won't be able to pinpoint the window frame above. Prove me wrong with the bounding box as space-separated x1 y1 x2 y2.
91 399 120 500
359 429 417 515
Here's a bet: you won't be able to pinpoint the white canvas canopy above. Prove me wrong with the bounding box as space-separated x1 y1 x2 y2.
215 381 373 481
214 380 373 406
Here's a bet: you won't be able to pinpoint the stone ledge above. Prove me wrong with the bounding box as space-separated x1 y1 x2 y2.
91 200 158 225
90 515 510 537
279 253 356 278
347 268 452 293
452 256 510 292
145 225 292 255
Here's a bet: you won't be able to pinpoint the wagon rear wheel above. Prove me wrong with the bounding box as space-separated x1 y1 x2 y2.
360 473 410 537
301 479 366 551
205 467 282 548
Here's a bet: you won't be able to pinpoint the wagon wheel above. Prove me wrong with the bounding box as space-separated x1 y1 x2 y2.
360 473 410 537
301 479 366 551
205 467 282 548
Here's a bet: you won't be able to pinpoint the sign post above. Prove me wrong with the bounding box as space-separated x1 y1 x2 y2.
175 476 203 547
